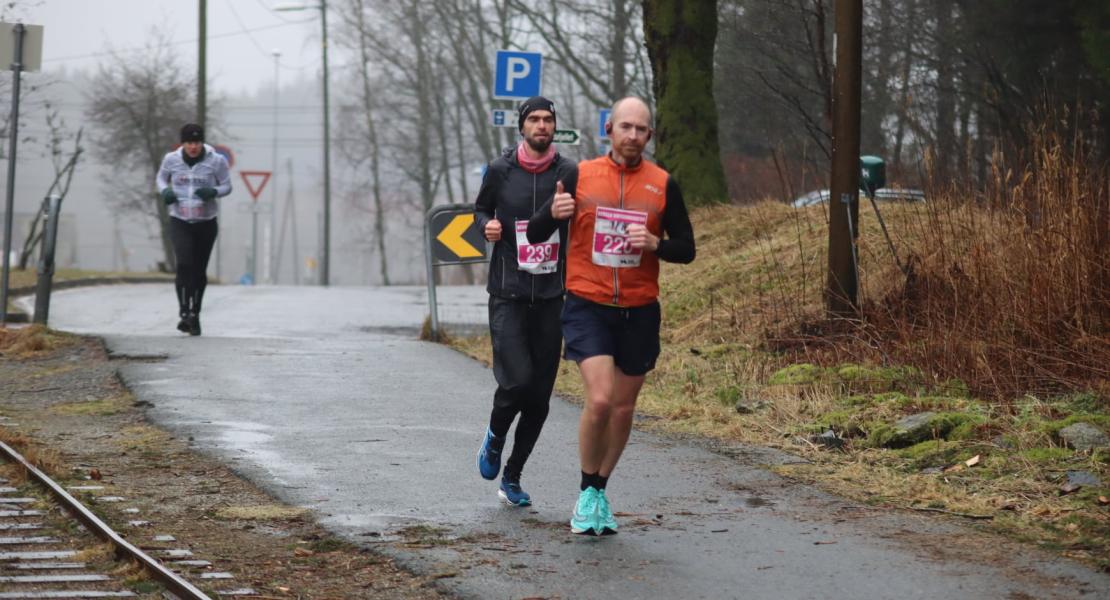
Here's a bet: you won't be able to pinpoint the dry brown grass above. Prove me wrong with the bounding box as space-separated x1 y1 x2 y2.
857 128 1109 400
0 427 66 480
0 324 75 358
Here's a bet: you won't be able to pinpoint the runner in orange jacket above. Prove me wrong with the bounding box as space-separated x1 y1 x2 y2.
528 96 695 535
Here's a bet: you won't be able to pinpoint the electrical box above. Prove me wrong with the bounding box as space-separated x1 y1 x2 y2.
859 156 886 195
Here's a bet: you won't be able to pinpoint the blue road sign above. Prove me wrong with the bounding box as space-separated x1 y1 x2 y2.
598 108 612 139
491 109 516 128
493 50 542 100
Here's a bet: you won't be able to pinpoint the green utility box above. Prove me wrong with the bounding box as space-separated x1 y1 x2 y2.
859 156 886 195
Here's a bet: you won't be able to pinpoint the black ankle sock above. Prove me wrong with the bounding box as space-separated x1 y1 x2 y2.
581 471 599 491
596 474 609 490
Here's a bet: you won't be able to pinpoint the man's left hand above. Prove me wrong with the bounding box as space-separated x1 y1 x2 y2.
195 187 218 201
627 224 658 251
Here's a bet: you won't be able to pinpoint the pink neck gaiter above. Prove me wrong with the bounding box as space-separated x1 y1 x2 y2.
517 142 556 173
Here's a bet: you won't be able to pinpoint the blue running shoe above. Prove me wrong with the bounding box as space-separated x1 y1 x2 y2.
498 476 532 507
570 487 600 535
596 489 618 535
476 428 504 480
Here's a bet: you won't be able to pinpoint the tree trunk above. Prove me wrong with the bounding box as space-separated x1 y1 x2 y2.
642 0 728 205
933 0 956 181
353 0 390 285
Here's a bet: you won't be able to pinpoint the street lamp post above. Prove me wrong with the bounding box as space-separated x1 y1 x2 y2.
270 48 281 284
273 1 330 286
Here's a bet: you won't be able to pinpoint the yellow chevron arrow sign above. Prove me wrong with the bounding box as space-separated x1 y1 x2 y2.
435 214 483 258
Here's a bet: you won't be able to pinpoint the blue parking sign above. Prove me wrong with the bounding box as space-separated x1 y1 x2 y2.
598 108 612 139
493 50 542 100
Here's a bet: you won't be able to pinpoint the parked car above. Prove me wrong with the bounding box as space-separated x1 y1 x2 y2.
791 188 926 208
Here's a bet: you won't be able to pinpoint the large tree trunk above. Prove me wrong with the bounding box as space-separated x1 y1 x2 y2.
642 0 728 205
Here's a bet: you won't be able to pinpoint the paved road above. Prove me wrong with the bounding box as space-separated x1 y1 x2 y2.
23 284 1109 599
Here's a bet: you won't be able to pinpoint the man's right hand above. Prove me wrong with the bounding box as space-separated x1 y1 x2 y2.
485 218 502 241
160 188 177 205
551 180 575 219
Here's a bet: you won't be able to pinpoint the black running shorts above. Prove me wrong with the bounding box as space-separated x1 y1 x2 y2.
561 292 661 376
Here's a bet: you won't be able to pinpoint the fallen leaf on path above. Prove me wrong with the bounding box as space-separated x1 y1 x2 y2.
1098 496 1108 506
90 468 102 480
964 455 980 467
814 540 838 545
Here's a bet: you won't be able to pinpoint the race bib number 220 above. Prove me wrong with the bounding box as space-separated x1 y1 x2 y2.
592 207 647 268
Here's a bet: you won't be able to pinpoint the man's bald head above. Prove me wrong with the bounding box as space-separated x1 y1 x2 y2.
609 97 653 128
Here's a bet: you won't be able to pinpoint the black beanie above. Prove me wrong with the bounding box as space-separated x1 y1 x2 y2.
518 96 556 132
180 123 204 143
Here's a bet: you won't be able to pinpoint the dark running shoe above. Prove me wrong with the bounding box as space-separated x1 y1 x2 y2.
187 313 201 336
477 428 504 480
176 317 190 333
498 476 532 507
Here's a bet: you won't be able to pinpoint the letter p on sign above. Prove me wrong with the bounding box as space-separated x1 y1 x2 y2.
493 50 542 100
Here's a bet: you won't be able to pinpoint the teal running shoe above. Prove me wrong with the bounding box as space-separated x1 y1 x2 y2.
596 489 618 535
476 428 504 480
498 476 532 507
570 486 600 535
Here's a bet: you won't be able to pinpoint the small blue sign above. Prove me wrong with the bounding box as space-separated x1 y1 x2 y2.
490 109 516 128
598 108 612 139
493 50 542 100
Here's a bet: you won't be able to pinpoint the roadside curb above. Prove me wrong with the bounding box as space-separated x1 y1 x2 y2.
5 276 175 323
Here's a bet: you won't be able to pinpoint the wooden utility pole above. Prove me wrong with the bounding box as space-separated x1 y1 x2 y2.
826 0 863 317
197 0 206 128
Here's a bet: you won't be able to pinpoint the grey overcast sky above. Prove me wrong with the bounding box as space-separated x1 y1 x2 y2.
22 0 325 95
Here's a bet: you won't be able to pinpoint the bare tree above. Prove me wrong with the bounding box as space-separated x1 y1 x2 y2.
18 107 83 269
84 34 197 271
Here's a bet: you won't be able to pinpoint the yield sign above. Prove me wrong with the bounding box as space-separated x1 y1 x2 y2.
239 170 272 201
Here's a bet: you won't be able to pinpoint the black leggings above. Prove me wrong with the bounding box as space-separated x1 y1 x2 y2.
169 217 218 317
487 295 564 480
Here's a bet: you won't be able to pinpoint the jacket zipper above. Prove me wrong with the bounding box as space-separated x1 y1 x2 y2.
530 171 536 304
612 169 623 305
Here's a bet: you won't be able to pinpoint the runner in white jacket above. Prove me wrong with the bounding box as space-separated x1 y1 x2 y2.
155 123 232 336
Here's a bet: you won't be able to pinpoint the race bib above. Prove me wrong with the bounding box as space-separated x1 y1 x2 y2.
516 220 559 274
592 207 647 268
179 200 204 220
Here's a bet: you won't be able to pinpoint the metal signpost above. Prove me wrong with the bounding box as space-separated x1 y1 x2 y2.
240 171 272 285
0 22 43 324
424 204 488 341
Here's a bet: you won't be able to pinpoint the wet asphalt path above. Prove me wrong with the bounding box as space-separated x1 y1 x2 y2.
22 284 1110 599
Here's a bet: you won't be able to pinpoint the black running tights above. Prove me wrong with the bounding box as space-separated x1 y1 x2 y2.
487 295 563 480
169 217 218 317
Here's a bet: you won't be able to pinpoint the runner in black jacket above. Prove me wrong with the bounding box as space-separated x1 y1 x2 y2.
473 96 576 506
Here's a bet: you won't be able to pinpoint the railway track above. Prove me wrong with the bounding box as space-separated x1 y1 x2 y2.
0 437 255 599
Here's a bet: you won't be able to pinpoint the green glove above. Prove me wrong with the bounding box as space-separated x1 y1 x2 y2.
195 187 218 201
160 188 177 205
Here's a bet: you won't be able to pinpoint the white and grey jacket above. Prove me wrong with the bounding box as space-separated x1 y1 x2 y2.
155 144 232 222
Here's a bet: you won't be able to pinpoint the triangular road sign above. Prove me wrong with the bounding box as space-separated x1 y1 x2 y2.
239 170 272 201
